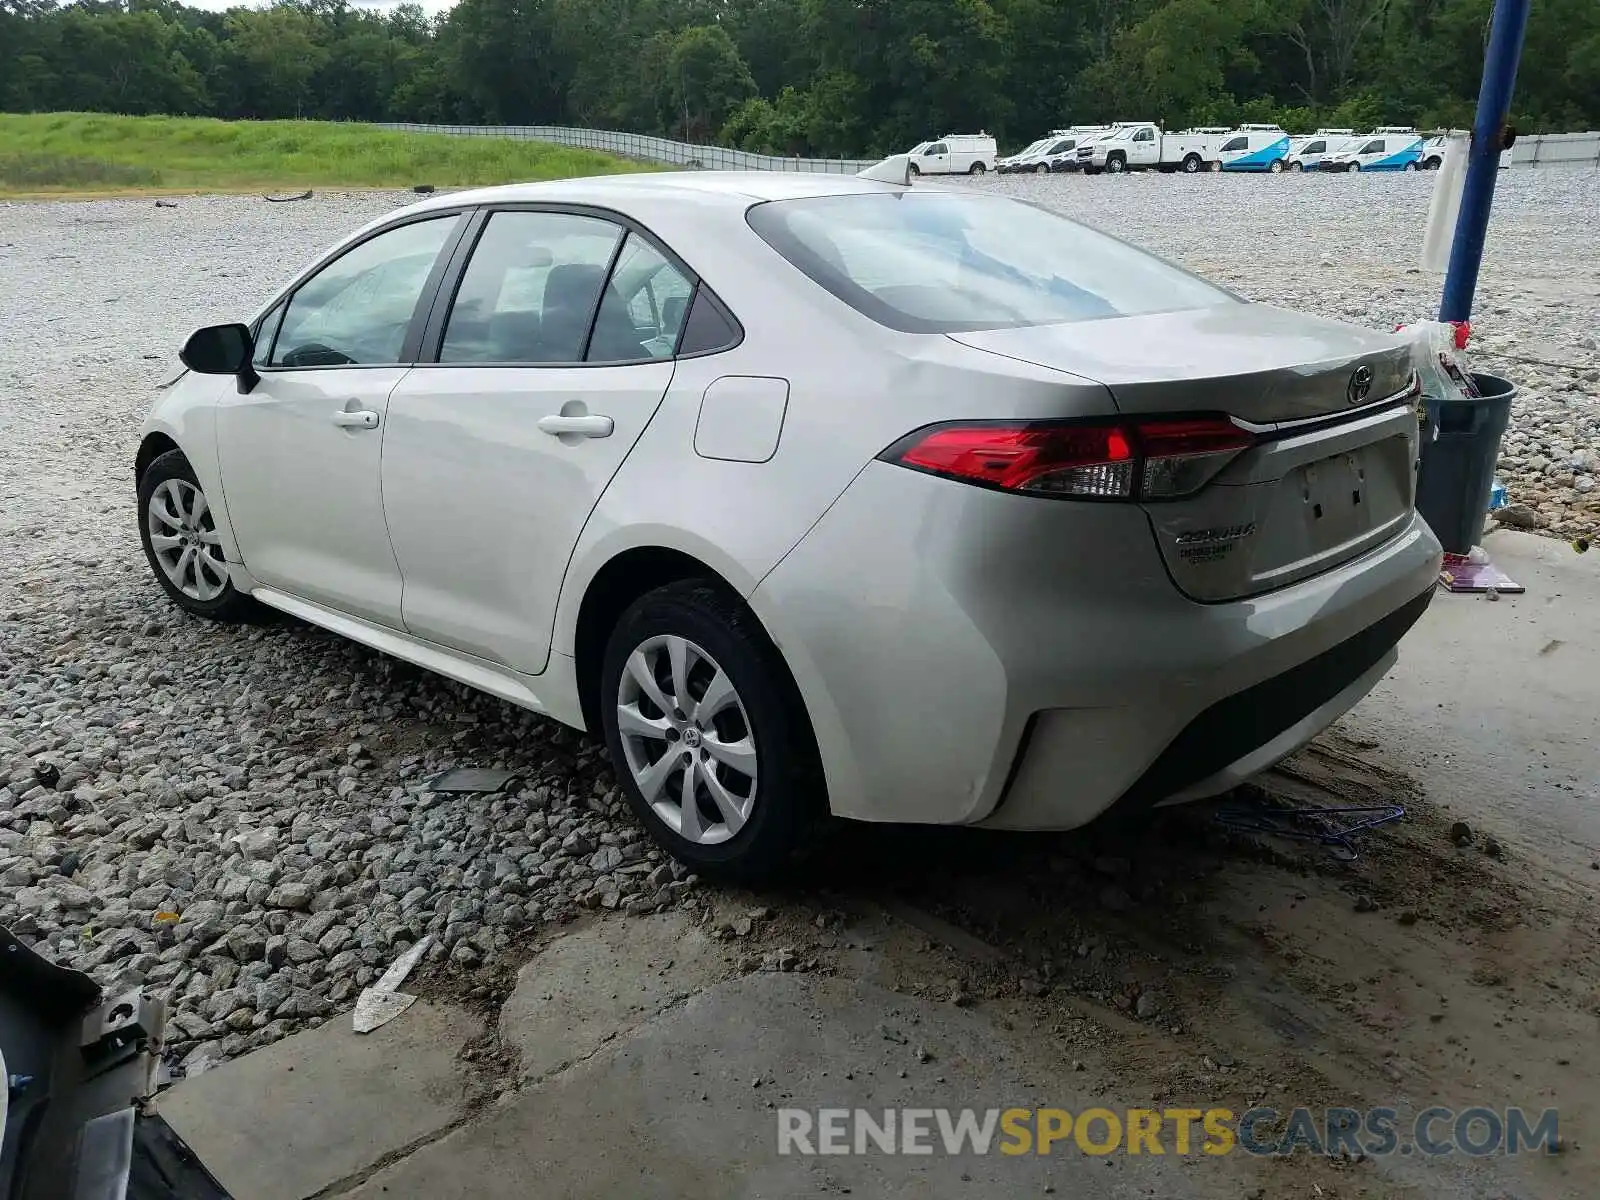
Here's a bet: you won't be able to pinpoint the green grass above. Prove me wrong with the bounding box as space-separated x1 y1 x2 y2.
0 113 648 196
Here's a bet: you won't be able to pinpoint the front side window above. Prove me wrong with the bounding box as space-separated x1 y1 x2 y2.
440 211 623 364
747 191 1233 335
1221 136 1248 152
927 143 948 156
1048 140 1073 154
1305 140 1325 155
1361 140 1384 154
271 217 457 368
1134 128 1154 143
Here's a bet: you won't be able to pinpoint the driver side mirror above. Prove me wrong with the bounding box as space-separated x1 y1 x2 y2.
181 322 253 374
181 322 259 392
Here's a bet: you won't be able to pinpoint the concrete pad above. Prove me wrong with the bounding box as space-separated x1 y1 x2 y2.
1353 529 1600 868
160 1002 484 1200
498 910 732 1082
350 974 1246 1199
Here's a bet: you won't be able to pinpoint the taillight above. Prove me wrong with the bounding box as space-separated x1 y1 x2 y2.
881 415 1253 501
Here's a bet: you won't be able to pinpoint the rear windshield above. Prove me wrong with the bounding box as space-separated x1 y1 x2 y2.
746 191 1234 334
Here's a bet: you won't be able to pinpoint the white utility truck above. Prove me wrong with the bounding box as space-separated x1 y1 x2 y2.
1076 122 1222 174
905 133 998 176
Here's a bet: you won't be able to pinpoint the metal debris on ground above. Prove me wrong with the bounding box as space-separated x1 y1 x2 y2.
353 936 432 1034
1212 802 1406 862
426 767 522 794
263 190 314 203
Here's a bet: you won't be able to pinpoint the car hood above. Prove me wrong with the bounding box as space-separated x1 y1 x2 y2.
947 303 1415 424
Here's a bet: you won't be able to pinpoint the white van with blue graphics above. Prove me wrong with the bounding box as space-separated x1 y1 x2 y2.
1320 128 1424 172
1286 129 1356 171
1216 124 1293 172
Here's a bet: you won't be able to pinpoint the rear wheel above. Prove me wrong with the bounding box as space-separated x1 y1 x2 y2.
1269 158 1285 174
1182 154 1201 174
600 580 822 879
1404 161 1419 172
137 450 259 622
969 161 987 175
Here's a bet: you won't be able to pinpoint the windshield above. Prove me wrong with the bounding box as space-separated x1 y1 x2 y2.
908 142 931 156
746 191 1234 335
1016 139 1050 157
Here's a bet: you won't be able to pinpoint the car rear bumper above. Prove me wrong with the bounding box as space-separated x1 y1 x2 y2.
751 462 1443 829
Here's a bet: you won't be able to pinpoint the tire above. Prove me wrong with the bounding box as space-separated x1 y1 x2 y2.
1425 157 1442 170
137 449 259 622
1269 158 1285 174
1033 162 1048 174
1291 160 1304 172
908 162 920 176
1182 154 1201 174
599 580 822 879
1106 154 1126 174
969 161 987 175
1404 161 1419 172
1349 162 1361 173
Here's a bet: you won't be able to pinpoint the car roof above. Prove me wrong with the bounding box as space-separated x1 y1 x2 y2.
404 171 907 216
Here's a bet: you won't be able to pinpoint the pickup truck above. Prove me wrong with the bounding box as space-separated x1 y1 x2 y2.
1076 123 1223 174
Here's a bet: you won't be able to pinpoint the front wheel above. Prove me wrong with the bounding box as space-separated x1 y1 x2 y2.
1349 162 1361 173
137 449 259 621
908 162 921 176
1269 158 1285 174
1291 160 1304 172
1033 162 1048 174
600 580 822 878
1106 155 1126 174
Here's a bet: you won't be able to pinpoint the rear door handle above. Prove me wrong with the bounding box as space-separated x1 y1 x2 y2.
331 409 380 429
538 414 614 438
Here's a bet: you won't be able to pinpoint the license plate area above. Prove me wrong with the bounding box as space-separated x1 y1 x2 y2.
1295 450 1374 545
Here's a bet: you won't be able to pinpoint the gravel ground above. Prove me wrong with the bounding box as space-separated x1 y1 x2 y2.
1 169 1596 1070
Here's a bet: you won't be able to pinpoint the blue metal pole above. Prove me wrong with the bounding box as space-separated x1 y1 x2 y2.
1439 0 1532 322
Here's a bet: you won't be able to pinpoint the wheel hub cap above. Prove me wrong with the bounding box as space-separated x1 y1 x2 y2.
615 634 757 846
147 477 229 602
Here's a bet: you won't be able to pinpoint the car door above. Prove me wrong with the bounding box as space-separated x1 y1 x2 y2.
1132 126 1156 165
214 212 464 627
381 208 695 674
922 142 950 173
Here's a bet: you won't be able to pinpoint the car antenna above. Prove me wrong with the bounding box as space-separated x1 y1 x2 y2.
856 154 912 186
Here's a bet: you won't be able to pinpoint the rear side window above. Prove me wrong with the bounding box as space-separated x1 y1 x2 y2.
677 287 742 356
747 191 1233 334
440 211 622 364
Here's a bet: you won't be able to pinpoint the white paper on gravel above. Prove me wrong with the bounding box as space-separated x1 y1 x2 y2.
353 936 432 1034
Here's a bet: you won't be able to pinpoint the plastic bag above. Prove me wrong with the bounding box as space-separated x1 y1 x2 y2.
1398 319 1479 403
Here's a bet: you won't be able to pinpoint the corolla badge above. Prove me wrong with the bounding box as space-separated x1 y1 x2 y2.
1347 364 1374 405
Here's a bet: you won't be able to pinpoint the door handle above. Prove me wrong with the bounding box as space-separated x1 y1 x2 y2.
331 409 380 429
538 414 614 438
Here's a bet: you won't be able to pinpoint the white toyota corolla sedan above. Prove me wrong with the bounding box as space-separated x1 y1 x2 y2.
136 168 1442 875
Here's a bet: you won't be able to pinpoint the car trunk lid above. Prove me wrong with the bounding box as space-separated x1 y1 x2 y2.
949 304 1421 601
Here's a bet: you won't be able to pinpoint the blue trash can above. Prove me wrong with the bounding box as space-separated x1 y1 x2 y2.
1415 373 1516 555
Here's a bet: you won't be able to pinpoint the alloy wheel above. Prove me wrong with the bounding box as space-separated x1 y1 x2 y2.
146 478 229 601
615 633 757 845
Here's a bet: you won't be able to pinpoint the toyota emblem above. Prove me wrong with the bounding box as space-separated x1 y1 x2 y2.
1347 364 1374 405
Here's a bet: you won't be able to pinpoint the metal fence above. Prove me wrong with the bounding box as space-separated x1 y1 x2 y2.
374 122 877 173
1512 131 1600 167
374 121 1600 173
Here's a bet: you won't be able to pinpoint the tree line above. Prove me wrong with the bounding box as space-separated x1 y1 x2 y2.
2 0 1597 159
